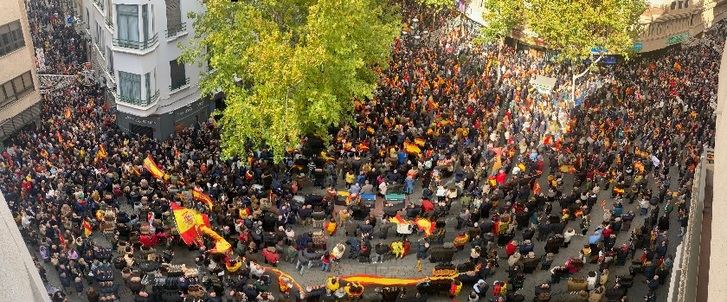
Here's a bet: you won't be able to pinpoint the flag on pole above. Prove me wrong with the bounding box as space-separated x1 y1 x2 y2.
82 219 92 237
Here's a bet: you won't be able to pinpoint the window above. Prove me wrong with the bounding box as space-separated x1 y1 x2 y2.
107 46 114 73
0 20 25 57
117 5 139 42
118 71 141 100
144 72 152 100
142 4 149 40
165 0 183 36
0 71 34 107
169 58 187 90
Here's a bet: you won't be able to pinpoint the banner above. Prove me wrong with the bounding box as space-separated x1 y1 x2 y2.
531 75 557 95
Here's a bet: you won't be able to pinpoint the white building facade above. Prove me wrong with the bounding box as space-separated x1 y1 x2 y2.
82 0 213 139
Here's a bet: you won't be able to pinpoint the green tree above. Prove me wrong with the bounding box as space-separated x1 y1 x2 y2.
182 0 400 162
416 0 454 10
479 0 646 103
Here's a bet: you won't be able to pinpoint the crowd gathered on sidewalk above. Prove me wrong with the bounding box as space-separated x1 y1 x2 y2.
2 0 723 301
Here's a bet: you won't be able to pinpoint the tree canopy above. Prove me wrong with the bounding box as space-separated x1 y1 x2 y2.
416 0 455 10
182 0 400 162
479 0 646 61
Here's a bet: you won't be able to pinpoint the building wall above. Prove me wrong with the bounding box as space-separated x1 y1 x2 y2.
0 192 50 302
0 0 42 141
83 0 209 140
635 0 727 53
709 35 727 302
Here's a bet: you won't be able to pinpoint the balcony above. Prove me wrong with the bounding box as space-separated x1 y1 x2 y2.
165 22 187 40
105 17 113 30
169 77 190 94
115 90 159 107
91 0 104 12
112 34 159 53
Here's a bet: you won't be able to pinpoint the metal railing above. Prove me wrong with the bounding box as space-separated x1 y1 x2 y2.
113 34 159 51
165 22 187 38
105 17 113 29
169 77 190 92
115 90 159 107
91 0 104 11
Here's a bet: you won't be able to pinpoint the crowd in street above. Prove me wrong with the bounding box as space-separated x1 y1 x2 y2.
2 0 723 301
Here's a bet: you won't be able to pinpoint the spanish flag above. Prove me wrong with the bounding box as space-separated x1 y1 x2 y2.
82 219 92 237
415 218 436 236
389 213 408 225
192 189 214 210
414 137 426 147
199 225 232 254
143 155 169 181
96 144 108 160
170 202 208 246
403 141 421 155
239 207 251 219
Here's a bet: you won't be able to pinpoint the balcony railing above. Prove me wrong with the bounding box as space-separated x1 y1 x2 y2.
115 90 159 107
92 0 104 11
165 22 187 39
169 77 190 92
113 34 159 51
105 17 113 29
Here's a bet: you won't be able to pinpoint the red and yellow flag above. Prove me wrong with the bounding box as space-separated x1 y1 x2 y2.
96 144 108 160
82 219 92 237
403 141 421 155
64 107 72 119
388 213 408 225
143 155 169 181
192 189 214 210
170 202 209 246
415 218 436 237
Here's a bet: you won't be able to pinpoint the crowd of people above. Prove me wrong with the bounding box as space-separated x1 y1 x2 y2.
24 0 87 74
2 0 723 301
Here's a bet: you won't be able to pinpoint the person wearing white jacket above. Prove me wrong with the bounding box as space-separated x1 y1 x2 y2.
563 228 577 248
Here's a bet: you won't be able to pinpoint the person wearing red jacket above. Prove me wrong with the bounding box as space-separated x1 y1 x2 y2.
505 240 518 257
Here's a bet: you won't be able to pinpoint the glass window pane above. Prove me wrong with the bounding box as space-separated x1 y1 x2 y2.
22 72 33 89
3 82 15 99
12 76 24 94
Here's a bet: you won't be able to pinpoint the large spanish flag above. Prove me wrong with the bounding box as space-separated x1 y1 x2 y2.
170 202 208 245
192 189 214 210
143 155 169 181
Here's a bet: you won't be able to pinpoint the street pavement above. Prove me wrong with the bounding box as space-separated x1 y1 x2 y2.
38 154 682 301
